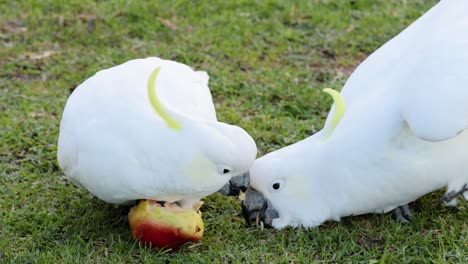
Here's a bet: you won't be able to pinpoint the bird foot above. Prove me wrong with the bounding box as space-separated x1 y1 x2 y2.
393 204 413 223
437 183 468 207
120 200 139 222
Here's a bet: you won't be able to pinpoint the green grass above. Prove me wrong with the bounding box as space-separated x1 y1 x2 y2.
1 0 467 263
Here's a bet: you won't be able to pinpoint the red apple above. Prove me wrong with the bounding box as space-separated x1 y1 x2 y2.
128 200 204 250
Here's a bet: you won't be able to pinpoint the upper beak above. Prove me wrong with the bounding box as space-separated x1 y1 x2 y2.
218 172 250 196
241 187 279 227
230 171 250 192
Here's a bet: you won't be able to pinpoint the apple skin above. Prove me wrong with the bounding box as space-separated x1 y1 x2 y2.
128 200 204 250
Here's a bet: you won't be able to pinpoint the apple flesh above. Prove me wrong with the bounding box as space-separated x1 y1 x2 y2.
128 200 204 250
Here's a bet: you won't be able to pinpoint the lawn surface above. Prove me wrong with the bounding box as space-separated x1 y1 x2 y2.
1 0 467 263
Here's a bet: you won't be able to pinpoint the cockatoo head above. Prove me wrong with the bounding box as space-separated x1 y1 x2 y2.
147 64 257 197
190 120 258 181
241 143 320 228
241 89 345 228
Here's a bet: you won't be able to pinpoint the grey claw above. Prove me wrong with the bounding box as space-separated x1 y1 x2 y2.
393 204 412 223
437 183 468 207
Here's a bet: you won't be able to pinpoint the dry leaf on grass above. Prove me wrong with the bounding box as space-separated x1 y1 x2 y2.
160 18 177 31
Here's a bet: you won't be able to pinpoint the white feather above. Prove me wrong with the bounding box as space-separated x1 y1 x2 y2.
249 0 468 228
57 57 257 205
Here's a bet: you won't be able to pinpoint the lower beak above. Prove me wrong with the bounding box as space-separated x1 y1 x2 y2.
241 188 279 227
241 200 260 226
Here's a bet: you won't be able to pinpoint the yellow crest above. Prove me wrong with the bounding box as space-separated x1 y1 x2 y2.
147 66 182 131
322 88 345 141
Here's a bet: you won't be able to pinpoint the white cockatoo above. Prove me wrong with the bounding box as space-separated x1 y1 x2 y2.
242 0 468 229
57 57 257 207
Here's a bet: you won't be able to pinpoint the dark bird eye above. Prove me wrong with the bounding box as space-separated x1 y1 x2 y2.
272 183 280 190
223 169 230 174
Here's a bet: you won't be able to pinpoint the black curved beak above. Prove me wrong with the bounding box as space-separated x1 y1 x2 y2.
241 188 279 227
218 172 250 196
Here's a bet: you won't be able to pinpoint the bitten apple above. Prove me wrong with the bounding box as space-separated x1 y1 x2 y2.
128 200 204 250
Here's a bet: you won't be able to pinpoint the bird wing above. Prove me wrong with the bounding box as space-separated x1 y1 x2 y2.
57 57 219 204
155 59 217 122
323 0 468 142
398 0 468 141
